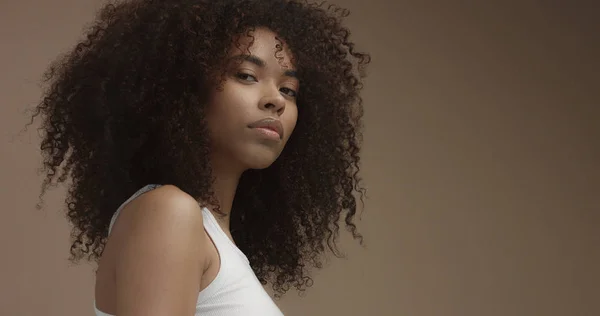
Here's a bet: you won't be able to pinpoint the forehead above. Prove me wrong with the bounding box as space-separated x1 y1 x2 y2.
230 27 296 68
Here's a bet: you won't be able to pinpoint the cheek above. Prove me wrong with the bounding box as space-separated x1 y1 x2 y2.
207 89 249 124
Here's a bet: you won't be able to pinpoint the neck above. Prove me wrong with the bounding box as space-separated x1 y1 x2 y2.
208 159 244 232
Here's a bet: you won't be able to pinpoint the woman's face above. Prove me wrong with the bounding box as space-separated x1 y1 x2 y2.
205 27 299 171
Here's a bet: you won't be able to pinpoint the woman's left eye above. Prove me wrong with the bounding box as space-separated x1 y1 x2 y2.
280 87 298 98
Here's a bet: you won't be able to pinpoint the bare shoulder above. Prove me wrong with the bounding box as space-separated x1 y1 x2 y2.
110 184 207 260
109 185 208 314
114 185 204 235
131 184 202 217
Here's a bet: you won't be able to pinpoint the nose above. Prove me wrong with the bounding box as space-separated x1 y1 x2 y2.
258 86 286 116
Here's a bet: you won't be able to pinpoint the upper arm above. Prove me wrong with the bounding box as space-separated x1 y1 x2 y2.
114 185 206 316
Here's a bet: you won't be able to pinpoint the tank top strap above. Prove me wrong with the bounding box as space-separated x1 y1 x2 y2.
201 207 250 265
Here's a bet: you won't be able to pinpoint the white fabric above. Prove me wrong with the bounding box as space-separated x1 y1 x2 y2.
94 184 283 316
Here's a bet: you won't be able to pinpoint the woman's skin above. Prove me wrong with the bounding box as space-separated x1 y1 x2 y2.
94 27 299 316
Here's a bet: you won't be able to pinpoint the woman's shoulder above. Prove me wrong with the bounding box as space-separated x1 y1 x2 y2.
106 184 207 256
116 184 204 233
132 184 199 210
99 185 209 315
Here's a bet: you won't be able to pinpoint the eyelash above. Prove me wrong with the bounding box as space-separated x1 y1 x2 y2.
236 72 298 98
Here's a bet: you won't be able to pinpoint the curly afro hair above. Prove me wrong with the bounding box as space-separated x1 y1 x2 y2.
30 0 370 296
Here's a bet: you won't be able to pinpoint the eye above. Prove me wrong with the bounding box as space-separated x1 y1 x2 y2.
236 72 257 82
280 87 298 98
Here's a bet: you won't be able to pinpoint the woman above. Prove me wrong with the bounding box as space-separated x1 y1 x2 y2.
31 0 370 314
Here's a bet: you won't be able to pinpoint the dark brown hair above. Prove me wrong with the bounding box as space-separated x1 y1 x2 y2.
30 0 370 296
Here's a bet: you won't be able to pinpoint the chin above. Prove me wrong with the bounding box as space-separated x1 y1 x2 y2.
247 157 278 170
243 151 281 170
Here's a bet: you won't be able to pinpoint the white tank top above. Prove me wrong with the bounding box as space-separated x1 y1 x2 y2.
94 184 284 316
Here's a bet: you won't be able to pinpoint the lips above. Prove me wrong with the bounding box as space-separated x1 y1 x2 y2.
248 117 284 139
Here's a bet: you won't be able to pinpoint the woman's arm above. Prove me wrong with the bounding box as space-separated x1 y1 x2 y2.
113 185 207 316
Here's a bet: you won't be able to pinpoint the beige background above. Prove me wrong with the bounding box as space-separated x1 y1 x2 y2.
1 0 598 315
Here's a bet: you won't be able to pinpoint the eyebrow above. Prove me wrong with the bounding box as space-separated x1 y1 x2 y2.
229 54 298 79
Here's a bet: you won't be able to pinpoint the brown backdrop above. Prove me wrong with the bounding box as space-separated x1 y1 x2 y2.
1 1 598 315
